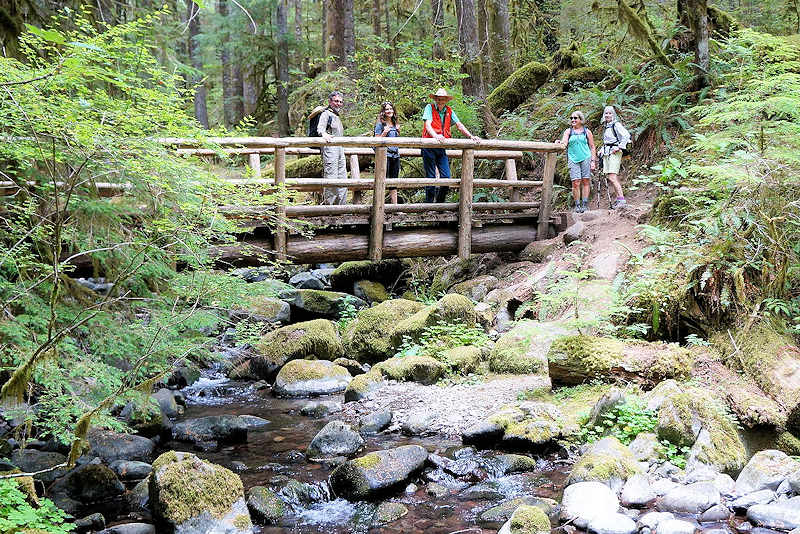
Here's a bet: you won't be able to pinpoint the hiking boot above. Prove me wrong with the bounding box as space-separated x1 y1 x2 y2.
612 198 627 209
574 204 584 214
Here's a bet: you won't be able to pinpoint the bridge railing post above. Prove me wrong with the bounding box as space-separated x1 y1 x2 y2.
274 148 287 259
458 148 475 260
505 157 519 202
538 152 556 241
369 147 387 260
249 153 261 178
349 154 362 204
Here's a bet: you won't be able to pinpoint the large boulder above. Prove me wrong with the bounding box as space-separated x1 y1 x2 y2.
344 371 386 402
272 360 352 397
329 259 407 292
498 504 551 534
247 486 286 525
449 275 499 301
468 402 567 451
231 319 343 379
735 449 800 495
172 415 249 445
120 398 168 438
229 296 291 324
372 356 447 385
487 61 551 113
343 299 426 363
656 481 720 514
567 437 642 488
50 463 124 505
560 481 620 529
280 289 367 321
10 449 67 483
352 280 390 304
329 445 428 500
439 345 483 374
488 320 552 375
389 294 477 347
746 496 800 530
306 421 365 458
547 335 693 386
149 451 252 534
87 429 155 464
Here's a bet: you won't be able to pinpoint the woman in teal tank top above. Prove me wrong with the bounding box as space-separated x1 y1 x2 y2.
558 110 597 213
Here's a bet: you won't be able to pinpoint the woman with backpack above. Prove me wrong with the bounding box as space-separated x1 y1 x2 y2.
558 110 597 213
598 105 632 209
374 101 401 203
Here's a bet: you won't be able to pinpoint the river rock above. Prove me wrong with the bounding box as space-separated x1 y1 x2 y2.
359 410 392 434
563 220 585 245
497 504 551 534
588 512 637 534
462 420 505 447
86 429 155 464
329 259 406 291
278 479 330 507
790 469 800 493
246 486 286 525
373 355 447 385
97 524 156 534
389 294 477 347
586 389 627 429
289 271 325 290
568 437 642 488
343 299 426 363
639 511 674 530
519 239 558 263
479 496 559 523
172 415 249 447
621 473 656 507
52 463 125 503
280 288 367 321
110 460 153 481
560 481 620 529
402 409 437 435
273 359 352 397
231 319 344 380
332 357 368 376
152 389 182 418
656 481 720 514
488 320 551 374
450 275 499 301
74 513 106 532
300 400 342 418
731 489 776 511
230 296 291 324
490 454 539 476
353 280 390 304
699 503 732 522
344 371 385 402
483 402 567 451
747 497 800 530
306 421 364 458
628 433 660 462
329 444 428 500
655 519 697 534
374 501 408 524
311 267 335 285
149 451 252 534
120 399 167 438
10 449 67 483
735 450 800 495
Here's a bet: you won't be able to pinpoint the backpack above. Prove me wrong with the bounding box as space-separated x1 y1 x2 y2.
308 105 333 137
605 122 631 157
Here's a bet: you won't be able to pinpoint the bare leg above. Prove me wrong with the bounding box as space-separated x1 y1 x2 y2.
581 178 591 205
571 180 580 206
607 172 624 198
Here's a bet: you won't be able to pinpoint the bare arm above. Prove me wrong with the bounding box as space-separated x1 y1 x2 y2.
558 129 570 147
587 130 597 170
456 121 480 141
425 120 443 141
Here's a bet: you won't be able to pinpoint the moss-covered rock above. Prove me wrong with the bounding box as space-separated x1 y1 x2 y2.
344 299 426 363
230 296 291 324
329 445 428 500
353 280 390 304
344 371 386 402
262 155 323 179
507 504 551 534
150 451 252 533
281 289 367 321
567 437 642 486
449 275 499 301
374 501 408 524
775 431 800 456
487 402 568 451
488 61 551 113
519 240 558 263
655 385 747 475
560 66 620 92
439 345 483 374
232 319 343 379
120 398 166 438
390 294 477 346
480 496 558 523
373 356 447 385
329 259 407 291
547 335 693 386
489 320 552 375
246 486 285 525
273 360 352 397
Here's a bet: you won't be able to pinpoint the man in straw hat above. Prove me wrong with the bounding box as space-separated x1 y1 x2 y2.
421 88 480 203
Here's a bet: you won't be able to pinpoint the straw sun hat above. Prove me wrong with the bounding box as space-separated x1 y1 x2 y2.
429 88 454 101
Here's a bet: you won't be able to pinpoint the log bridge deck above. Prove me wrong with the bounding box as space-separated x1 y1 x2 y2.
165 136 561 265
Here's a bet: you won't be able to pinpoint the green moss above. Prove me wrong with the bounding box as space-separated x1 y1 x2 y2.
237 296 287 318
151 452 244 526
247 486 286 524
560 66 620 92
488 403 566 446
440 345 482 373
329 259 406 291
375 502 408 524
489 320 549 375
449 276 498 300
233 514 252 530
354 280 390 303
297 289 350 316
390 294 476 347
353 453 381 469
247 319 343 377
344 299 426 362
373 356 447 385
708 6 738 37
263 155 323 179
567 437 641 484
275 359 350 383
345 371 385 402
488 61 551 113
509 504 551 534
775 431 800 456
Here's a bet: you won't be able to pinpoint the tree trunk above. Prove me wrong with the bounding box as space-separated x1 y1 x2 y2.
294 0 306 73
218 0 236 128
243 69 259 117
342 0 356 73
231 65 245 124
477 0 489 81
325 0 343 70
488 0 511 84
276 0 291 136
187 0 209 128
372 0 382 38
677 0 709 89
455 0 484 98
431 0 445 59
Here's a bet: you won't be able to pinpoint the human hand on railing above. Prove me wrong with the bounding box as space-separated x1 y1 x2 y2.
470 135 480 142
322 133 333 142
435 134 445 143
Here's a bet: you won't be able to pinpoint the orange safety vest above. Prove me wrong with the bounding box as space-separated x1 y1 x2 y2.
422 105 452 138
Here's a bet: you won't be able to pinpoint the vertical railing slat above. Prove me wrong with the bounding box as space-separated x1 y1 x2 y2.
458 148 475 259
249 153 261 178
350 154 362 204
538 152 556 241
505 157 519 202
274 148 287 259
369 147 387 260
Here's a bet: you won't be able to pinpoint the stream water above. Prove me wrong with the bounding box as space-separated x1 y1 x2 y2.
169 376 570 534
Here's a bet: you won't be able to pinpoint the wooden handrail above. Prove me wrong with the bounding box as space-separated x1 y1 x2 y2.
219 202 540 217
159 136 562 153
224 178 543 189
176 147 525 160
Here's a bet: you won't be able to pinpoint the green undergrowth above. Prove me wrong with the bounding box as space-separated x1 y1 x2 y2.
0 479 74 534
395 322 489 360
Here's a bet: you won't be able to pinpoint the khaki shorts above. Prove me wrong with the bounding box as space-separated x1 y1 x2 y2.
603 151 622 174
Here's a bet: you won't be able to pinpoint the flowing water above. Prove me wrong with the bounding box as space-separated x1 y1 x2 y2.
170 375 570 534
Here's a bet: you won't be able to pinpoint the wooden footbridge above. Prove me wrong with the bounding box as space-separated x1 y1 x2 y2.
165 136 561 265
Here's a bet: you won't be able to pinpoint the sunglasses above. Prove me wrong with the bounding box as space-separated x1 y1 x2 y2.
570 116 581 120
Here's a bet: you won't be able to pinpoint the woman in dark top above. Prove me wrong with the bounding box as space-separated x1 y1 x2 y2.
375 101 400 203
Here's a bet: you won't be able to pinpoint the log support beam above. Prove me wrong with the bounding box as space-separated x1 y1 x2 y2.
369 147 387 260
458 149 475 259
274 148 287 259
538 152 556 241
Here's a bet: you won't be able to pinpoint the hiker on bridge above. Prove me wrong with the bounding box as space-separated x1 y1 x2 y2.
558 110 597 213
318 91 348 205
598 105 631 209
421 88 480 203
375 101 401 202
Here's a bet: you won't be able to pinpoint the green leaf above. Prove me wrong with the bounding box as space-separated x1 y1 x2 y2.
67 41 105 52
24 24 65 44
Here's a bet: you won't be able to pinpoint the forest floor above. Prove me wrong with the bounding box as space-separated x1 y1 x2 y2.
341 185 658 437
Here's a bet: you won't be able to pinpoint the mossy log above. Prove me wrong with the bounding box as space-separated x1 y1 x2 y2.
487 61 551 114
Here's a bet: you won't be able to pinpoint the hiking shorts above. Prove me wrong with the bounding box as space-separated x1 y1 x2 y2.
568 158 591 181
603 151 623 174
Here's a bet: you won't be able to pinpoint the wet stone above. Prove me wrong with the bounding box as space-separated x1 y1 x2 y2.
731 489 776 511
97 524 156 534
655 519 697 534
587 512 637 534
358 410 392 434
374 502 408 524
700 503 732 522
110 460 152 481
